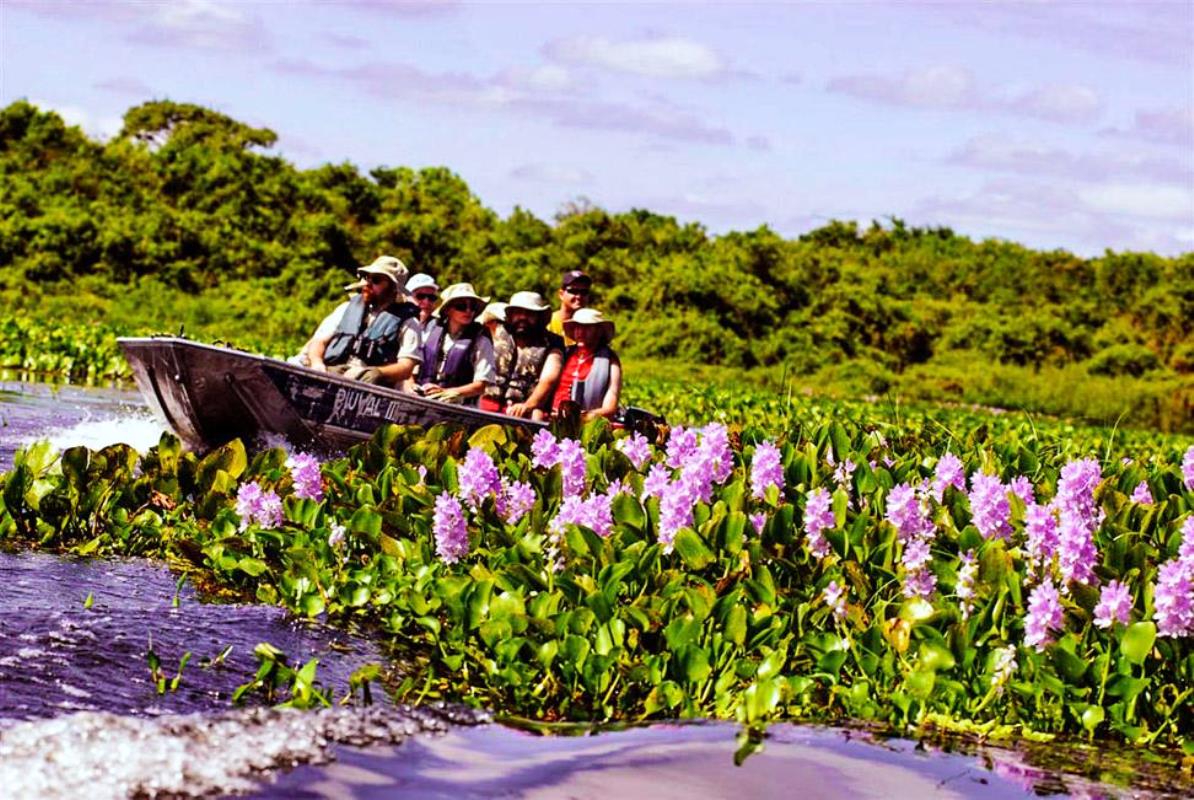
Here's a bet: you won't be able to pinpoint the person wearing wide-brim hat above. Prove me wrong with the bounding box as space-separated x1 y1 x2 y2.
480 291 565 420
552 308 622 422
289 255 416 384
393 283 496 403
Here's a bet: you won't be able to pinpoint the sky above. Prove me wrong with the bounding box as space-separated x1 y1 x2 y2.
2 0 1192 256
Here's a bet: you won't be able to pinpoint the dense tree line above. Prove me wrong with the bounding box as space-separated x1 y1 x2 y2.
1 100 1190 428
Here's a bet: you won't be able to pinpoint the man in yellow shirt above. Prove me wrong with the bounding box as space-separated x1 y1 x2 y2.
547 270 591 346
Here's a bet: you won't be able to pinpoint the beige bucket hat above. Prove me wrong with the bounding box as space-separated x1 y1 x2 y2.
506 291 551 312
479 302 507 325
562 307 615 342
356 255 409 291
434 283 490 318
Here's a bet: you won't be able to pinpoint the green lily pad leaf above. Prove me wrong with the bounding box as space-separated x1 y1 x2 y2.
1120 621 1155 666
1081 705 1104 733
237 557 269 577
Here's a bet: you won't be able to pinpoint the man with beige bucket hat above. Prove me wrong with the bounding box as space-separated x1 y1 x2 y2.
479 291 565 420
292 255 418 384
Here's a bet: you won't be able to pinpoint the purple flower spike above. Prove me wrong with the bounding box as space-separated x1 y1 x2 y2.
288 452 324 502
969 472 1012 541
665 426 699 469
1154 559 1193 638
457 447 501 510
1130 481 1153 506
1093 580 1132 628
531 429 560 469
750 441 784 500
1024 578 1064 651
823 580 848 622
1008 475 1035 506
496 479 536 526
433 493 469 564
658 478 697 552
641 463 671 500
931 453 966 502
804 488 835 559
750 512 767 535
558 438 588 497
1025 502 1059 569
1183 446 1194 492
616 432 652 470
236 481 282 530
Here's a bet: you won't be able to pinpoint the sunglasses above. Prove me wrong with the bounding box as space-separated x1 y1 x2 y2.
365 275 390 286
564 285 591 296
414 292 439 302
446 302 476 314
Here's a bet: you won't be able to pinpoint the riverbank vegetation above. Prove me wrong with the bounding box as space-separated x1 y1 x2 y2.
1 100 1190 432
2 398 1191 751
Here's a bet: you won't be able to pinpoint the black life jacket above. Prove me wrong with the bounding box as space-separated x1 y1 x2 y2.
418 320 488 388
323 295 415 367
486 325 564 406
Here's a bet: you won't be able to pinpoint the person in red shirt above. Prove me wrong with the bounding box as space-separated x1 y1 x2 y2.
552 308 622 422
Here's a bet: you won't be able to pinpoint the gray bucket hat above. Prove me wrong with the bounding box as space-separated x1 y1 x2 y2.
357 255 409 291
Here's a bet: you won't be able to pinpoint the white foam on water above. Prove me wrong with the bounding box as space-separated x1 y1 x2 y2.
0 705 486 800
35 414 166 455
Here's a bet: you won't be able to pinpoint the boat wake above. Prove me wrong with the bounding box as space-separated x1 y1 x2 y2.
0 704 487 799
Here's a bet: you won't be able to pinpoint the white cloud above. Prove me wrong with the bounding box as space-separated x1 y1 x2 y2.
1104 106 1194 148
544 35 726 80
827 65 1104 125
31 98 123 141
1076 183 1193 221
947 134 1194 186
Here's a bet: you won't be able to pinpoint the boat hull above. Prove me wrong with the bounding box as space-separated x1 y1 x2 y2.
117 337 542 452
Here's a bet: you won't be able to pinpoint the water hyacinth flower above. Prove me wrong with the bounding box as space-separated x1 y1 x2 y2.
616 432 652 470
328 522 346 548
605 477 631 498
1180 516 1194 572
1093 580 1132 628
1057 510 1099 588
235 481 283 530
658 478 698 552
698 423 734 483
1154 534 1193 638
287 452 324 502
1130 481 1153 506
531 429 560 469
641 463 671 501
665 426 699 469
750 512 767 536
1024 578 1064 651
1008 475 1035 506
803 488 835 559
931 452 966 502
433 493 469 564
1024 502 1059 569
991 646 1017 695
457 447 501 510
956 550 978 620
969 472 1012 541
832 458 856 487
557 438 588 497
902 567 938 601
1055 458 1103 529
1183 445 1194 492
550 493 614 540
823 580 847 622
496 479 536 526
885 483 934 544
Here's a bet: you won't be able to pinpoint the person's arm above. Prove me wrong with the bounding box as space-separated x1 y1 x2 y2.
379 320 423 388
582 354 621 422
306 302 349 371
509 350 563 418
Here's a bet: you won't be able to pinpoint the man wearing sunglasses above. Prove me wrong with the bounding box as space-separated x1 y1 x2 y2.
299 255 417 383
547 270 592 347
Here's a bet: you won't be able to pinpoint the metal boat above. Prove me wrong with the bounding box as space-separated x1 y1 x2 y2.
118 336 543 452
